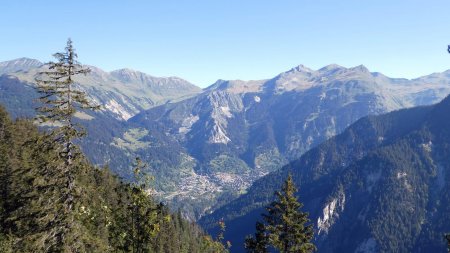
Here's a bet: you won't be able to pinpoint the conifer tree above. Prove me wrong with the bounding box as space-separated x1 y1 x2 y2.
128 157 159 253
35 38 99 166
0 106 230 252
246 174 315 253
0 107 12 231
0 108 14 253
244 222 269 253
33 38 99 251
264 174 315 253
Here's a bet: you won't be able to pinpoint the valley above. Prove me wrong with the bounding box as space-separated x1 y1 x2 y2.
1 58 450 220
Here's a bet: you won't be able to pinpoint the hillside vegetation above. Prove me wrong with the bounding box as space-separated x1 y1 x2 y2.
0 106 225 252
202 96 450 252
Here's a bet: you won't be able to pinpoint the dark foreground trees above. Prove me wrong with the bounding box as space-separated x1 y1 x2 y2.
446 233 450 252
0 100 226 253
0 40 225 252
33 38 100 250
35 38 100 166
245 174 315 253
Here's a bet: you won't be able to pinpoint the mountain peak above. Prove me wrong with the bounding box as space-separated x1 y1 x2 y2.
349 64 370 73
316 64 348 78
110 68 148 83
0 57 42 66
317 64 372 77
112 68 139 74
111 68 142 76
321 63 345 69
205 79 265 94
0 58 43 75
289 64 314 73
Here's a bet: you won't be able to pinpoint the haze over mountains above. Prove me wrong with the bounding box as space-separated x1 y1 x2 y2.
1 58 450 220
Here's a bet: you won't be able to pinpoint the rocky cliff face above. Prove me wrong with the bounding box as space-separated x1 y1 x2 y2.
130 64 450 218
201 96 450 252
1 58 450 220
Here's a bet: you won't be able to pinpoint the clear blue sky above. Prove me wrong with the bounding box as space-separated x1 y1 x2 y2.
2 0 450 87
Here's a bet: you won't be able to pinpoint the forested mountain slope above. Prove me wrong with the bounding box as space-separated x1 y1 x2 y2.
2 58 450 219
129 65 450 218
201 95 450 253
0 106 225 252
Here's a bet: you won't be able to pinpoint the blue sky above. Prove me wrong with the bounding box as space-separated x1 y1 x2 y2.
2 0 450 87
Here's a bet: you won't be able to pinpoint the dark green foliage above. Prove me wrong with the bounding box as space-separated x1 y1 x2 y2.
35 38 99 165
446 234 450 252
0 233 13 253
31 39 101 250
0 105 224 252
111 157 159 252
3 55 450 222
245 174 315 253
0 41 225 252
203 97 450 252
152 207 228 253
244 222 269 253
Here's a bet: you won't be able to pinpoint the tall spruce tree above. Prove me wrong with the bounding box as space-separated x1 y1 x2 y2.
34 38 99 251
35 38 99 165
246 174 315 253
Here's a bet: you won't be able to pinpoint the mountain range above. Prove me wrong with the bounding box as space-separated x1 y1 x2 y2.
1 58 450 220
0 58 201 120
200 93 450 252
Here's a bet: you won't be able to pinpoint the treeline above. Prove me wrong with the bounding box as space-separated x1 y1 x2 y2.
0 108 317 253
0 39 315 253
0 38 226 253
0 105 226 252
1 38 316 253
0 102 316 253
